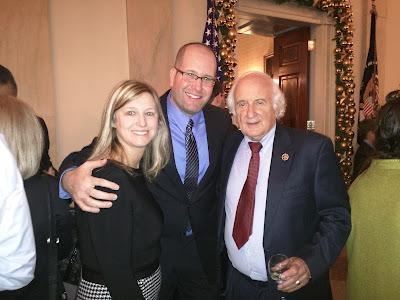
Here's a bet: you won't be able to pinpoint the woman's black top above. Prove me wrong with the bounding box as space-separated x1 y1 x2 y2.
75 160 163 298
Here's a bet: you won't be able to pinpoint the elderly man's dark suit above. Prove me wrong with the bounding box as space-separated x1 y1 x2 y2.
59 90 233 291
217 123 351 299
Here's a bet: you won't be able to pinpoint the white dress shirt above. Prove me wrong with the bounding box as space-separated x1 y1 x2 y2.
0 133 36 291
225 125 276 281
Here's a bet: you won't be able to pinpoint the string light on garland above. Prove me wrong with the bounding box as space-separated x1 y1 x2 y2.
215 0 356 185
215 0 238 97
326 0 356 186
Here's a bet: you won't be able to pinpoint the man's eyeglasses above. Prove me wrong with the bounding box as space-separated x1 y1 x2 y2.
175 68 216 87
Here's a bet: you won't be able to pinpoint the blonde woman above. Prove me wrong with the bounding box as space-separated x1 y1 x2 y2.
74 80 170 299
0 95 72 300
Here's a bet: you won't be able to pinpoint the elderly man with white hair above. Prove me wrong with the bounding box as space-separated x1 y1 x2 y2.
217 71 351 299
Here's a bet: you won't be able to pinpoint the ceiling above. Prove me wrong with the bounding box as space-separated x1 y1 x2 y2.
237 12 310 37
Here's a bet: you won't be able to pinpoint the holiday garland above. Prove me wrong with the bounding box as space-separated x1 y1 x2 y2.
215 0 355 185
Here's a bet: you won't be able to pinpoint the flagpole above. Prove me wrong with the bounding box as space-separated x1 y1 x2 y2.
359 0 379 122
371 0 376 13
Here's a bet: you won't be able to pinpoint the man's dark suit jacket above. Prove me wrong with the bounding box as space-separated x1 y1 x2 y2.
217 123 351 299
59 90 233 284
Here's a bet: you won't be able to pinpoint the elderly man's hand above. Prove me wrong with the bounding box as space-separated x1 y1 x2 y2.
278 257 311 293
61 159 119 213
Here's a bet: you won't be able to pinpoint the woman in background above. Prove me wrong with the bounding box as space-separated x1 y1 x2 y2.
0 64 57 175
0 95 72 299
346 99 400 299
75 80 170 299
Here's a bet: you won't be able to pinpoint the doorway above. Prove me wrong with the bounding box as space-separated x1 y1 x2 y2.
236 25 310 130
235 0 336 140
273 27 310 130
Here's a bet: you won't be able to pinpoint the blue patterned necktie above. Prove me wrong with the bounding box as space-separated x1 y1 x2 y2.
184 119 199 201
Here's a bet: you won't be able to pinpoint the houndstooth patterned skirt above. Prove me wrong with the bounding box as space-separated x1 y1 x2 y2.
76 266 161 300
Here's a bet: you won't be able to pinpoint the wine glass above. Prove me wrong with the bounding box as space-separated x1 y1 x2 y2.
268 254 290 300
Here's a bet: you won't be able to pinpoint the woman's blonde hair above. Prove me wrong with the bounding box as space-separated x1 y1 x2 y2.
89 80 170 181
0 95 44 179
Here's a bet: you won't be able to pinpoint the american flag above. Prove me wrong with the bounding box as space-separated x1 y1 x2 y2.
362 99 374 116
202 0 222 82
359 8 379 121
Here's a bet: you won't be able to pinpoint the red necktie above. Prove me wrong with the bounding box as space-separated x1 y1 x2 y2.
232 142 262 249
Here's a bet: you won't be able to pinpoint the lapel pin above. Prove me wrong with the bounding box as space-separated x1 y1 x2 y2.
281 153 289 161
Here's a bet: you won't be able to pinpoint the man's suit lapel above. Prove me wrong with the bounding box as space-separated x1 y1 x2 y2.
159 91 187 196
220 131 243 198
199 104 219 187
264 123 294 235
159 93 221 202
218 131 244 242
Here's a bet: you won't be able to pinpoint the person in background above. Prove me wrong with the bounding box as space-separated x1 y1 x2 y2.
217 71 351 299
0 95 72 299
209 81 239 130
72 80 170 299
0 133 36 295
346 100 400 299
385 89 400 102
352 118 376 180
58 43 233 299
209 80 224 108
0 64 56 176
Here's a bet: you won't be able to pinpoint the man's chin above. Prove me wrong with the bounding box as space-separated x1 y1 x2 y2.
184 102 207 115
242 130 263 141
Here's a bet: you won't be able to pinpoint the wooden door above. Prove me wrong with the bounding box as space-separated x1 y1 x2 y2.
273 27 310 130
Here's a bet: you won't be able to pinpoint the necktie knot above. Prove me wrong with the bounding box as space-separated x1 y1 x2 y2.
186 119 194 132
249 142 262 153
